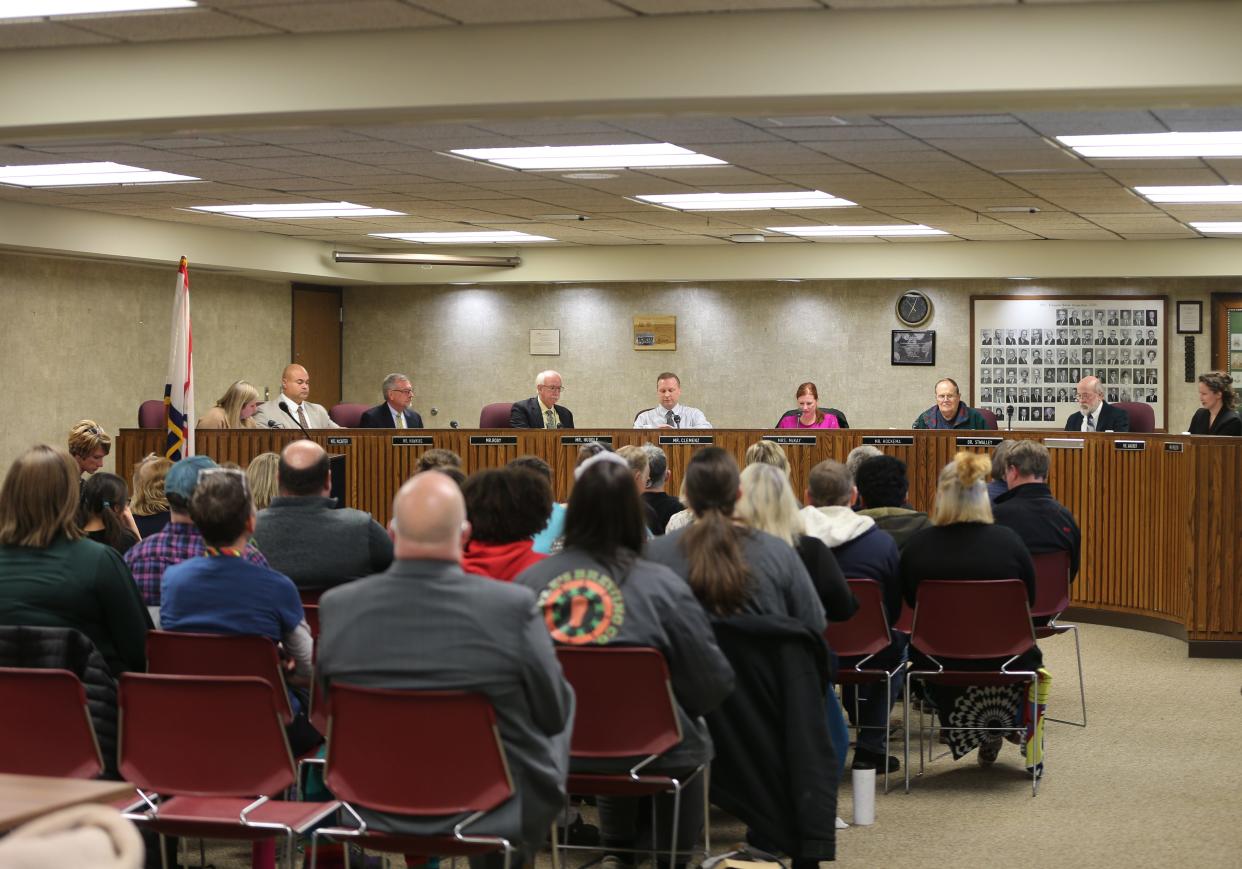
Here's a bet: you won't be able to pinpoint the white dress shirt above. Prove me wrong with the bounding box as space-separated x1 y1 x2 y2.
633 404 713 429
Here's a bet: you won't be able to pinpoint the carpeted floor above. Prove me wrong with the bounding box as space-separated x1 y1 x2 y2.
201 622 1241 869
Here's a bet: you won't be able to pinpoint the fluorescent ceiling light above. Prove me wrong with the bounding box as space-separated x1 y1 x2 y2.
1189 222 1242 234
636 190 855 211
189 202 403 219
1057 131 1242 158
0 161 198 187
767 224 948 237
369 231 556 244
450 143 726 170
1135 185 1242 203
0 0 196 19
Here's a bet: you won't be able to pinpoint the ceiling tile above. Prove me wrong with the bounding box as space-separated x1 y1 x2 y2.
0 20 115 48
64 8 277 41
228 0 449 32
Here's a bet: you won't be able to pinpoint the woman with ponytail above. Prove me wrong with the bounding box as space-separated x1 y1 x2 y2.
77 472 140 555
899 451 1046 772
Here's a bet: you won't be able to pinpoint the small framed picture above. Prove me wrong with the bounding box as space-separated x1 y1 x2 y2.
1176 300 1202 334
892 329 936 366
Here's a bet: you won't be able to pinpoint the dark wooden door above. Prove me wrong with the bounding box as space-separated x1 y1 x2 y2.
292 284 342 408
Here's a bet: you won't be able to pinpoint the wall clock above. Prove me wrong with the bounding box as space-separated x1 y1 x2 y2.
896 290 932 327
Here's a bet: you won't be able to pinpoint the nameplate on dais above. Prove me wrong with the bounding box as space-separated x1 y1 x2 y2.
1163 442 1185 453
1043 438 1084 450
1114 440 1147 452
862 436 914 446
659 436 715 446
561 435 614 447
392 436 434 447
327 437 352 446
762 435 817 446
956 436 1004 448
469 436 518 446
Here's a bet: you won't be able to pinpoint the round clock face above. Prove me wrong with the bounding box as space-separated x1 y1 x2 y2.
897 291 932 326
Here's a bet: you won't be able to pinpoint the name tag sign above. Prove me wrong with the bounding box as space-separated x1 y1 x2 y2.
659 435 715 446
1114 440 1147 452
392 436 434 447
862 436 914 446
956 436 1004 448
469 435 518 446
327 437 352 446
763 435 817 446
561 435 614 447
1164 442 1185 453
1043 438 1084 450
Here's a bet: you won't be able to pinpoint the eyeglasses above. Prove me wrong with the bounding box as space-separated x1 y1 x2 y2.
539 385 565 393
389 388 413 395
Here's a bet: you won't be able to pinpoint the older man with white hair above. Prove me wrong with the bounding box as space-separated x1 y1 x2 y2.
510 370 575 429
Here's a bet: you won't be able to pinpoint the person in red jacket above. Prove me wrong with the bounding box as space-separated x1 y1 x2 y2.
460 467 551 581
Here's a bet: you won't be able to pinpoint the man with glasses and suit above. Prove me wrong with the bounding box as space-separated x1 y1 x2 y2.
510 370 575 429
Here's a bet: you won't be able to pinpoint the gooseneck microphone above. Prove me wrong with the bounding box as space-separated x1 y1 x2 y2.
280 401 311 436
1005 404 1015 432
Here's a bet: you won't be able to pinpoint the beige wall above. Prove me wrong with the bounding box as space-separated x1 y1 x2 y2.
342 277 1228 433
0 251 291 475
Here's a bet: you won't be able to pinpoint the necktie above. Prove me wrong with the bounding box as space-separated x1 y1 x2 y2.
544 409 556 430
665 409 675 427
396 412 406 429
1086 412 1094 432
297 405 308 429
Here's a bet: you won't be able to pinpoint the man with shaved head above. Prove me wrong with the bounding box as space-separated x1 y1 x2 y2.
251 439 392 591
317 471 573 866
251 363 340 429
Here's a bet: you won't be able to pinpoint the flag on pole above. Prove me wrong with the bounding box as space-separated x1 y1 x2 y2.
164 256 194 460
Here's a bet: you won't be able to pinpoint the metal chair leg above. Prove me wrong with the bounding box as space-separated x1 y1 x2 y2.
1047 624 1086 727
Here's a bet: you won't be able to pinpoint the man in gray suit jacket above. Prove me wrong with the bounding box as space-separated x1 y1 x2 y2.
316 471 574 864
251 364 339 429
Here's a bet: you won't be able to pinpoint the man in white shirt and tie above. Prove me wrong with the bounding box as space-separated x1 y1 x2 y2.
634 372 713 429
359 373 424 428
1065 375 1130 433
251 363 340 429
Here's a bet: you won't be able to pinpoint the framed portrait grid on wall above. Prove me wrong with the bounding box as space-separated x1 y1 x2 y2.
971 296 1167 431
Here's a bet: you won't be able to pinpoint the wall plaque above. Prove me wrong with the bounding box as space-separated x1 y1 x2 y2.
392 436 434 446
659 435 714 446
862 436 915 446
469 436 518 446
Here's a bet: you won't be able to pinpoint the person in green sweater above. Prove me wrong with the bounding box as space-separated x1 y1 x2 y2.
911 378 990 430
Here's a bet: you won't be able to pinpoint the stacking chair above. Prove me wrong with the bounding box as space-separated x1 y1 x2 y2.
556 646 706 869
0 667 104 779
903 580 1042 796
1031 551 1086 727
118 674 339 869
824 579 906 793
146 630 293 723
309 685 516 869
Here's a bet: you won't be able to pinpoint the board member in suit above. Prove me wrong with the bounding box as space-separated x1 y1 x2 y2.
252 364 339 429
1188 372 1241 436
359 373 424 429
510 370 574 429
634 371 713 429
1065 375 1129 432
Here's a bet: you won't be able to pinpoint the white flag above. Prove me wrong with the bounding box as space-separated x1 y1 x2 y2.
164 256 194 459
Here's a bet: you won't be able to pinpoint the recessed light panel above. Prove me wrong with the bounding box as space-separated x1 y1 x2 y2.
1189 222 1242 234
450 143 725 170
767 224 948 237
369 231 556 243
189 202 403 218
0 1 196 19
1135 185 1242 203
636 191 855 211
0 161 198 187
1058 131 1242 158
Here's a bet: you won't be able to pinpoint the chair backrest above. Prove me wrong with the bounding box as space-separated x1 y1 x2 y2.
824 407 850 429
977 407 1000 430
823 579 891 659
479 402 513 428
1030 550 1072 620
893 601 915 634
324 684 512 816
910 580 1035 662
556 646 681 758
1113 401 1154 433
0 667 103 778
138 399 165 429
329 402 369 427
119 673 294 797
146 630 293 723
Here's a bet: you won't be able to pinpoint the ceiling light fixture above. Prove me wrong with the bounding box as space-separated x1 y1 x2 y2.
561 172 618 180
767 224 948 238
0 161 198 187
189 202 403 219
637 190 855 211
1057 131 1242 158
1189 222 1242 234
449 143 726 170
334 251 520 267
1135 185 1242 203
368 231 555 243
0 0 195 18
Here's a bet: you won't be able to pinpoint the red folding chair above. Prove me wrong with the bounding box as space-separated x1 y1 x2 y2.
0 667 104 779
824 579 906 793
309 685 516 869
118 674 339 869
1031 550 1086 727
556 646 706 869
147 630 294 723
903 580 1042 796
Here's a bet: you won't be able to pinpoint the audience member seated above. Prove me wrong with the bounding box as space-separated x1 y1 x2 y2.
416 448 463 473
616 445 660 533
911 378 989 430
844 445 882 481
854 455 931 550
775 381 841 429
317 471 573 869
252 440 393 592
798 460 904 773
460 467 550 581
67 420 111 482
517 459 734 864
77 472 140 555
745 439 790 476
129 453 172 538
509 455 566 555
1188 371 1241 436
196 379 261 429
0 445 149 675
640 444 683 535
899 452 1046 772
159 468 319 755
245 451 280 510
124 455 270 625
987 440 1016 502
662 479 694 534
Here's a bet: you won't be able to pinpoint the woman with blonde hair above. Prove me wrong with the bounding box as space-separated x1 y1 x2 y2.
744 439 790 477
245 452 280 511
197 380 261 429
67 420 111 479
899 451 1045 771
130 453 172 537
